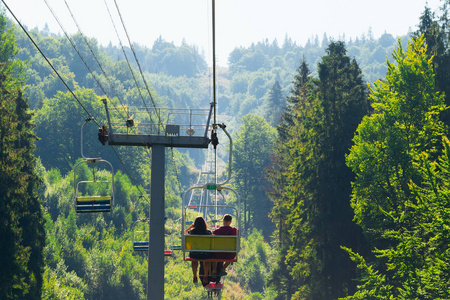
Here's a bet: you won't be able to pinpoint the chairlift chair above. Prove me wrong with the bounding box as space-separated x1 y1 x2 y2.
74 118 114 213
181 184 241 263
74 159 114 213
132 219 173 256
132 218 150 251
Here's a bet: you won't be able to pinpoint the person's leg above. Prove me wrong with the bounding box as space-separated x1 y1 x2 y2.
221 261 231 273
212 261 217 275
203 262 211 283
192 261 199 283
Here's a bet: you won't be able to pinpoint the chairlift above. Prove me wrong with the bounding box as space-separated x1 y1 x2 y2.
133 218 149 251
74 118 114 213
182 124 240 261
181 184 241 263
132 218 173 256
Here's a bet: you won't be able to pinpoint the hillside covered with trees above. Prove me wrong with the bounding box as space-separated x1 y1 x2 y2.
1 1 450 299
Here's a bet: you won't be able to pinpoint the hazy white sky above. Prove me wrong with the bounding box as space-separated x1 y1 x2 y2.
4 0 443 66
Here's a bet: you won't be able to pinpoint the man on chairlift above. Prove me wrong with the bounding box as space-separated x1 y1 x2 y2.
212 214 237 276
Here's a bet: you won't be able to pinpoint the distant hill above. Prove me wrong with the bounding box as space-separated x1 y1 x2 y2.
14 20 409 129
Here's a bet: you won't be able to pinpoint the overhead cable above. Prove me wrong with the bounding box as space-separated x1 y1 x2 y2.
4 0 151 204
112 0 164 130
103 0 155 127
2 0 100 127
62 0 130 120
42 0 130 122
62 0 155 169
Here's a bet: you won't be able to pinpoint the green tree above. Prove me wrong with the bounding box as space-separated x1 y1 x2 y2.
264 80 284 126
415 4 450 126
33 88 105 173
343 138 450 300
0 13 45 299
346 36 446 239
345 36 447 298
266 58 313 299
268 41 369 299
280 56 310 133
233 114 276 237
33 88 147 183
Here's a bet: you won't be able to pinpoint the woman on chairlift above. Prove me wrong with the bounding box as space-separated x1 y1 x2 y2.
185 216 213 284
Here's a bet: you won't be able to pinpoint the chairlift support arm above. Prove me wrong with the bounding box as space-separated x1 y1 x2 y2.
102 99 213 148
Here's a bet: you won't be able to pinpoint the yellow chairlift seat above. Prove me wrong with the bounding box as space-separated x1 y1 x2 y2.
184 234 238 262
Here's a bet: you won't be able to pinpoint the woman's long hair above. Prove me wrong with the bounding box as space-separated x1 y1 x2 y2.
186 216 208 234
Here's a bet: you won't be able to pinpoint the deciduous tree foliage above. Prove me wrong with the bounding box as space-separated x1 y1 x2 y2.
233 114 276 237
415 3 450 126
346 36 446 240
344 35 448 299
0 14 45 299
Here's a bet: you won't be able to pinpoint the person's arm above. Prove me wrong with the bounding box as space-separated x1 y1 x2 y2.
185 224 194 234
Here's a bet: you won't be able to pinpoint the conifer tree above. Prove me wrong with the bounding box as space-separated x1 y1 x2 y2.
264 80 284 126
266 58 313 299
0 14 45 299
277 56 310 141
268 42 369 299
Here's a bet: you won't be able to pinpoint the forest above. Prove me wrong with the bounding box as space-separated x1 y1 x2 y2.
1 1 450 299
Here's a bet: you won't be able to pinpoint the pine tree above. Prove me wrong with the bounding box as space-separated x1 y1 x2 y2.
313 41 369 299
264 80 284 126
268 42 369 299
0 14 45 299
277 56 310 140
266 58 314 299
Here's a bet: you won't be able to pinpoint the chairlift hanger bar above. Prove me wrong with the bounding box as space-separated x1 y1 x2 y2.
212 0 217 128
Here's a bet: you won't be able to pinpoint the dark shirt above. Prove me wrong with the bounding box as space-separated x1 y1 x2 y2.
213 225 237 259
213 225 237 236
188 228 212 235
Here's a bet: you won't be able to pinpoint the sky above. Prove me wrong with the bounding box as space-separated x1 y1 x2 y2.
3 0 444 67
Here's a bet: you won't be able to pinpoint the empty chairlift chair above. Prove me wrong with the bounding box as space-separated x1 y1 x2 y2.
74 158 114 213
73 117 114 213
133 219 150 251
133 219 173 256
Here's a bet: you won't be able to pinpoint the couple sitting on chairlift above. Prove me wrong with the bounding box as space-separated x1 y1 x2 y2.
185 214 237 284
